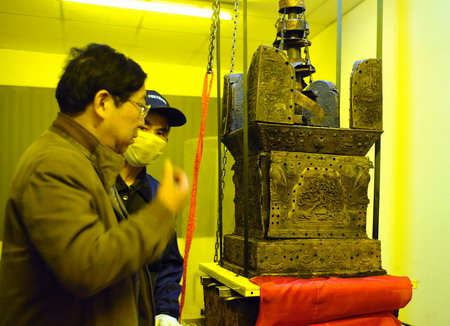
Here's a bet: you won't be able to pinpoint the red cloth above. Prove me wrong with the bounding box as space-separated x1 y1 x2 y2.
309 312 402 326
250 275 412 326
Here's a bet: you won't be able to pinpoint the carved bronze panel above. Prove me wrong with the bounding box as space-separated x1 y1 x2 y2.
232 154 269 239
222 123 382 159
248 45 295 125
222 73 243 136
232 151 373 240
350 59 383 130
267 151 371 238
223 235 385 278
305 80 340 128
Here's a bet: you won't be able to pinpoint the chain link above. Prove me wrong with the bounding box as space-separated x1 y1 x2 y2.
206 0 221 262
214 146 228 263
207 0 221 73
214 0 239 263
229 0 240 73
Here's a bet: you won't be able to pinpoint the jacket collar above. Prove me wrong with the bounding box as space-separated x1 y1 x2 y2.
115 167 154 203
50 112 125 192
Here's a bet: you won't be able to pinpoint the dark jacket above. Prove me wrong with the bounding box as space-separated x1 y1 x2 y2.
0 113 176 326
116 171 183 319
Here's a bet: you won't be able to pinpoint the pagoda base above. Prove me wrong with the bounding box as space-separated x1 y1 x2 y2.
223 234 386 278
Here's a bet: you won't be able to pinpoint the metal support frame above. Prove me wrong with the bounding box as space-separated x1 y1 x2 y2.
216 2 224 262
372 0 383 240
242 0 249 277
336 0 342 100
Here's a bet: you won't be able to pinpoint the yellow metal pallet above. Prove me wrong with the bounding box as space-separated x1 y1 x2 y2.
199 262 260 297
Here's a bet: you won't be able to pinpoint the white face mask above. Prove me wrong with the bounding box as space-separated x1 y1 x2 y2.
123 131 167 167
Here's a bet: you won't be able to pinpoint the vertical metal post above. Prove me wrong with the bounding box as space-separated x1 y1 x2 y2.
336 0 343 99
216 2 223 262
372 0 383 240
242 0 250 277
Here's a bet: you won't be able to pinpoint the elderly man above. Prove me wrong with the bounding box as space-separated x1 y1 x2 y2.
0 43 189 326
116 90 187 326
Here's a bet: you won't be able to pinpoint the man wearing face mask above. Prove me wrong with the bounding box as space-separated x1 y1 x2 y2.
116 90 186 326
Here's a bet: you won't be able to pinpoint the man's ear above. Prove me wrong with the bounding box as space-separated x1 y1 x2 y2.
92 90 112 120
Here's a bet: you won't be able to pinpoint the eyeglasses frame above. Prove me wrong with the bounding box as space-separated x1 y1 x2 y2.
128 99 151 118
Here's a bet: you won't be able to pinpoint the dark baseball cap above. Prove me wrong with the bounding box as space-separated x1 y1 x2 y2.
145 90 186 127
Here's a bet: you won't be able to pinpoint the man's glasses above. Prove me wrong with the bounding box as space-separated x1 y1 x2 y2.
128 99 151 118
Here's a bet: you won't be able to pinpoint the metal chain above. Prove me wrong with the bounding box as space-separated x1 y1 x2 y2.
207 0 221 73
229 0 240 73
220 148 228 200
214 146 228 262
214 0 239 263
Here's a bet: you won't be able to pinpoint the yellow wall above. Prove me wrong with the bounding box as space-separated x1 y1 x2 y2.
313 0 450 325
0 48 228 97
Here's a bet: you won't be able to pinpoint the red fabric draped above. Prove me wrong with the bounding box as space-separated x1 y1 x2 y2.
250 275 412 326
308 311 402 326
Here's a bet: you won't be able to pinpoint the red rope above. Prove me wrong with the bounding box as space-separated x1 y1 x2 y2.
179 71 214 322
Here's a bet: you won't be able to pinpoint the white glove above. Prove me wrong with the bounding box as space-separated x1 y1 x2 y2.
155 314 182 326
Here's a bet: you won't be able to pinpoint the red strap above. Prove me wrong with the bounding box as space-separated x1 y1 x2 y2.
179 71 214 321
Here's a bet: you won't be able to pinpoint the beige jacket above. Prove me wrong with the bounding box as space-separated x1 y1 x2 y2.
0 113 175 326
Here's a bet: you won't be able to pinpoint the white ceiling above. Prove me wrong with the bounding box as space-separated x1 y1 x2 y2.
0 0 364 68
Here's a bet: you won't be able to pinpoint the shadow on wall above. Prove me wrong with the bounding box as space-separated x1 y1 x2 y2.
178 136 235 237
178 136 235 318
0 86 60 240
